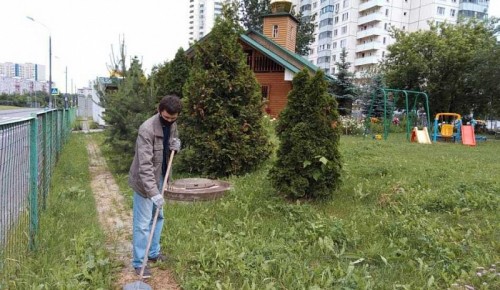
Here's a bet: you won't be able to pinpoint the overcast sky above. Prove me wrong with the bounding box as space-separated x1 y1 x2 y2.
0 0 189 92
0 0 499 93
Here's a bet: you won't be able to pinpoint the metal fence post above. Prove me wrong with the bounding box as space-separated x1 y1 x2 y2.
29 114 38 250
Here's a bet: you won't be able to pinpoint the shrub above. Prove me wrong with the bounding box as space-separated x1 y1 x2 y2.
270 70 342 199
339 116 365 135
179 3 272 177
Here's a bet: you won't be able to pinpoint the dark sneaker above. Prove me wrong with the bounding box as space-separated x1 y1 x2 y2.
134 266 152 279
148 253 168 263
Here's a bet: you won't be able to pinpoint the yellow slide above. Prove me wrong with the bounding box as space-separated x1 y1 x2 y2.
411 127 432 144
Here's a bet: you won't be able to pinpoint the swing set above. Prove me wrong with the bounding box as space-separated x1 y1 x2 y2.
364 89 431 141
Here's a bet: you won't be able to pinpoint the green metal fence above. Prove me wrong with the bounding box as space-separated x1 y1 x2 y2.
0 108 76 262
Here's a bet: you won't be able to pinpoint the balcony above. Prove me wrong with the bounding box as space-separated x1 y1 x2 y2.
358 0 386 13
356 27 385 39
355 41 383 52
357 12 384 25
354 56 379 66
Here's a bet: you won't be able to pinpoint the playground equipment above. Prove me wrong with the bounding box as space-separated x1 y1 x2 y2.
432 113 462 142
411 127 431 144
432 113 487 145
365 89 431 141
461 124 476 146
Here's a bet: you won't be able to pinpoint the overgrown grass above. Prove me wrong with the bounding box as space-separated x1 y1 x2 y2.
0 134 113 289
98 129 500 289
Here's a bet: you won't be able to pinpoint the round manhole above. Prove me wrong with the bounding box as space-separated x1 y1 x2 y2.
164 178 231 202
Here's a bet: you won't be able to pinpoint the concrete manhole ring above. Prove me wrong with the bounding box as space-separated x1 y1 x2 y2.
164 178 231 202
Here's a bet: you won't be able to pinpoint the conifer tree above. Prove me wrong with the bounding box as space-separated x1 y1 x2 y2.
151 47 190 101
180 3 272 177
331 48 357 116
103 57 153 172
362 73 386 118
270 69 342 199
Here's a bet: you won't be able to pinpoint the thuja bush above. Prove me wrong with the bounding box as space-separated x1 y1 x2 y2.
270 70 342 199
179 3 271 176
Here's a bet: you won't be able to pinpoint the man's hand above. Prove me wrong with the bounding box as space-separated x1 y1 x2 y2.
170 138 181 152
151 194 165 207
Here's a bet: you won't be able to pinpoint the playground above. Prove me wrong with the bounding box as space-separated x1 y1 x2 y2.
364 89 492 146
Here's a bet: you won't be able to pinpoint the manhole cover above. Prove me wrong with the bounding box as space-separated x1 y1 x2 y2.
164 178 231 202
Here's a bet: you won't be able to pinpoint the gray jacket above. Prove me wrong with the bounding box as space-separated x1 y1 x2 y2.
128 113 179 198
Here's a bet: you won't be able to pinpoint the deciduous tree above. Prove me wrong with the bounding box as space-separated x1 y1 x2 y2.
383 20 497 117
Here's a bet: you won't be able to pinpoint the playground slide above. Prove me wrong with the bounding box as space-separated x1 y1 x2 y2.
461 125 476 146
411 127 432 144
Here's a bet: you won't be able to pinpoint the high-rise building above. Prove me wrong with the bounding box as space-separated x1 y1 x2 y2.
0 62 48 94
188 0 230 42
0 62 46 81
298 0 490 77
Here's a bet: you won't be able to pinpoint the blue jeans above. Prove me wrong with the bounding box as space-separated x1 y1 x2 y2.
132 189 164 268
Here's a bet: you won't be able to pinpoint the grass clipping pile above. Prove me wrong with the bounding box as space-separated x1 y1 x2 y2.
86 136 179 289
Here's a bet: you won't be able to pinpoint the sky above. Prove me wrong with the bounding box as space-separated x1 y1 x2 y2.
0 1 499 93
0 0 189 92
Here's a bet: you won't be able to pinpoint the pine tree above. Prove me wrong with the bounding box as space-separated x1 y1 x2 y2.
103 57 153 172
331 48 357 116
179 3 272 177
270 69 342 199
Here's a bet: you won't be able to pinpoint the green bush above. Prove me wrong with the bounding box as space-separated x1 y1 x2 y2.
179 3 272 177
270 70 342 199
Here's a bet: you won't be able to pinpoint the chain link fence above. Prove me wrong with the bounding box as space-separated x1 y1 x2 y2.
0 108 75 263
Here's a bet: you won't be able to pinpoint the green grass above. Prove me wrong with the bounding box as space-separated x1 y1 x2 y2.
0 134 113 289
0 105 20 110
98 131 500 289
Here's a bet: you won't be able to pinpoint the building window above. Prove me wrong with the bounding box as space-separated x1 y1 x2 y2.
450 9 456 17
261 85 270 101
334 29 338 36
437 7 445 15
385 9 389 16
341 25 347 34
340 39 346 48
333 42 337 48
343 0 349 8
383 37 386 44
272 25 279 38
342 12 349 21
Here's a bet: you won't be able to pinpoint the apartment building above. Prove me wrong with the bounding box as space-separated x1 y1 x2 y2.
0 62 46 81
188 0 229 42
299 0 490 77
0 62 48 94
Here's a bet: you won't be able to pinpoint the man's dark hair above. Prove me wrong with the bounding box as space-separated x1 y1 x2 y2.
158 95 182 114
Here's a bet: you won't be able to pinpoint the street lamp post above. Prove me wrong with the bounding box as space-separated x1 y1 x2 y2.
26 16 52 108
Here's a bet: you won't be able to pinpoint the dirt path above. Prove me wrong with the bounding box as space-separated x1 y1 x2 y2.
85 134 179 290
